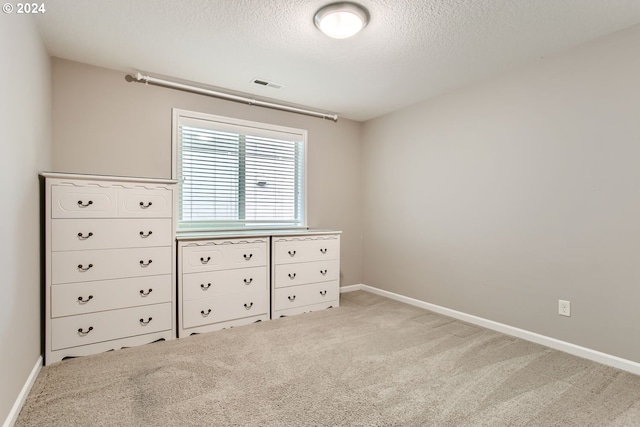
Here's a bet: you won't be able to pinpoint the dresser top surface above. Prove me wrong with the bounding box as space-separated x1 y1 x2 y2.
176 229 341 241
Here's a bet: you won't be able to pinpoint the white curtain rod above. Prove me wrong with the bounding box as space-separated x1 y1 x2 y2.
127 72 339 122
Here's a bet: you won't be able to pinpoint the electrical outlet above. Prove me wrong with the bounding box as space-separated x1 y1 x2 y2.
558 300 571 317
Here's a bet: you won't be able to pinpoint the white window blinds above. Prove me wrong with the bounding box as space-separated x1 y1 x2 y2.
174 111 306 230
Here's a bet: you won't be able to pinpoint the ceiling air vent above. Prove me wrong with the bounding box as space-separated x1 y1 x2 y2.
252 78 283 89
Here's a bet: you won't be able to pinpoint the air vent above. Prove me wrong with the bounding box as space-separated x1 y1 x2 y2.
252 78 283 89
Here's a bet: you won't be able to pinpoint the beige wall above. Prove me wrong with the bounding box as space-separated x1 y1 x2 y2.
0 14 52 424
361 24 640 362
52 58 363 286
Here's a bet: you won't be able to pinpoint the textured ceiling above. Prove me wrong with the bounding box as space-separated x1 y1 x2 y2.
36 0 640 121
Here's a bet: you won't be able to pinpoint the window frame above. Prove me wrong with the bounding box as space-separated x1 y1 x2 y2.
172 108 308 232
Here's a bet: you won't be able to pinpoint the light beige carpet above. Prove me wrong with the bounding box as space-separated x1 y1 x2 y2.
16 291 640 426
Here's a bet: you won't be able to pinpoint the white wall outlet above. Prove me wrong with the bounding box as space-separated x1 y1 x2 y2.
558 300 571 317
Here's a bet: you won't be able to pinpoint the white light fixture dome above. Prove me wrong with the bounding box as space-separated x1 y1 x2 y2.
314 2 369 39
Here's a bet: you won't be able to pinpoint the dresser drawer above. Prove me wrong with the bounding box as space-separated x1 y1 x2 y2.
182 266 267 301
182 240 267 273
274 260 339 288
51 302 172 350
273 236 340 264
51 185 118 218
51 275 172 318
51 246 172 284
182 290 268 329
52 218 172 251
118 188 172 218
273 281 339 311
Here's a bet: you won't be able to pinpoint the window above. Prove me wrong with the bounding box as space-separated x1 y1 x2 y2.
172 109 307 230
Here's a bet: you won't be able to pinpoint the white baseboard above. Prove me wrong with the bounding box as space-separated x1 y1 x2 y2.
3 356 42 427
341 284 640 376
339 284 365 293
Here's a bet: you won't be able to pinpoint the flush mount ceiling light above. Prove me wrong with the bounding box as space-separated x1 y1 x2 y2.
314 2 369 39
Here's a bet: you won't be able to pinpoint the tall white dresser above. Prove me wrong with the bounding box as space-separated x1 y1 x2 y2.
42 173 177 365
271 232 341 318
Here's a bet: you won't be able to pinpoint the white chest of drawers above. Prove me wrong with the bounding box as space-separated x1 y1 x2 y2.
177 237 270 336
42 173 177 365
271 233 340 318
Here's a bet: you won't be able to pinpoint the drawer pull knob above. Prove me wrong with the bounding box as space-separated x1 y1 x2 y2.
77 326 93 335
139 201 153 209
320 290 327 296
288 250 296 257
320 248 328 254
244 253 253 261
201 309 212 317
139 317 153 325
200 256 211 264
139 259 153 267
139 289 153 297
320 269 328 275
244 302 254 310
77 263 93 271
288 295 296 302
77 232 93 240
288 273 296 279
77 295 93 303
77 200 93 208
139 231 153 238
201 283 212 290
244 278 253 285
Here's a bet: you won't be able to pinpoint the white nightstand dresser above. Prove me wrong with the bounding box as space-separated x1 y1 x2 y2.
271 232 341 318
177 236 270 336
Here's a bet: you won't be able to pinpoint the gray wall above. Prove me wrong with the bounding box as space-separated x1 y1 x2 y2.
0 14 52 424
361 24 640 362
51 58 363 286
